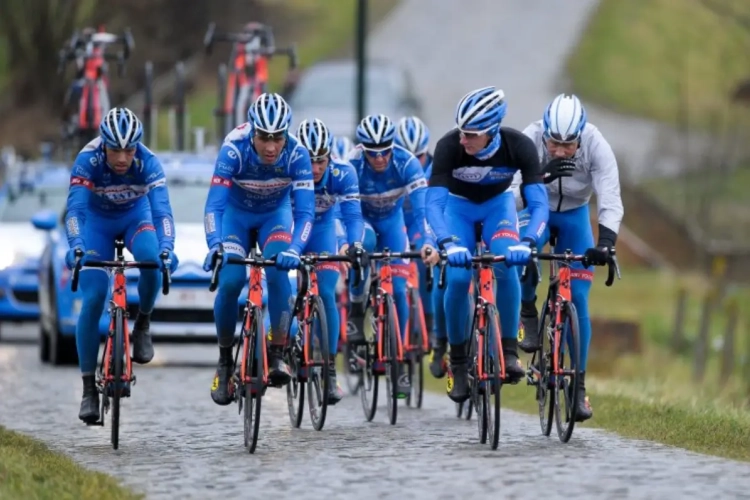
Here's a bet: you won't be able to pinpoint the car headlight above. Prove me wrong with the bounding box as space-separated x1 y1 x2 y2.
0 250 30 271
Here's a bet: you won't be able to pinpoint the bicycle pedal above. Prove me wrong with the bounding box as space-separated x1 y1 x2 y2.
85 419 104 427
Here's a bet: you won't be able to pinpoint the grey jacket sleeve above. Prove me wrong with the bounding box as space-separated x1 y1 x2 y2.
589 128 624 236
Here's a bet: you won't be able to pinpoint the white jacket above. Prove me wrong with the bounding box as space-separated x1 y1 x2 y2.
520 120 624 235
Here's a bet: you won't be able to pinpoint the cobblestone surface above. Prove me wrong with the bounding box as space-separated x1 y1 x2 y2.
1 344 749 499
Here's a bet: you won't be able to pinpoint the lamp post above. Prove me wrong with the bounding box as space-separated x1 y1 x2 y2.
355 0 367 130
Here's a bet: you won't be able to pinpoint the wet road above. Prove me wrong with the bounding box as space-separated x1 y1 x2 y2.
1 343 749 499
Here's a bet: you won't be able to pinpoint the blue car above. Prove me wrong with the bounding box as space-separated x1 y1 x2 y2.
0 163 71 339
35 155 298 365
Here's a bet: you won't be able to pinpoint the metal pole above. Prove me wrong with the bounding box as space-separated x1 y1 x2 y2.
355 0 368 131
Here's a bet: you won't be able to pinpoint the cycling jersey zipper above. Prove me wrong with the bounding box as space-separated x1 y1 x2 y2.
555 177 563 212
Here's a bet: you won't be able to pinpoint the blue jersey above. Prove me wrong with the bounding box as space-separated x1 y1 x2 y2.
312 159 364 245
64 137 176 250
204 123 315 253
348 144 428 228
403 153 433 232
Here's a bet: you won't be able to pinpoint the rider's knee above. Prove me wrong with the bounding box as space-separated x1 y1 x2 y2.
130 228 160 261
218 264 246 296
80 270 109 305
446 267 472 289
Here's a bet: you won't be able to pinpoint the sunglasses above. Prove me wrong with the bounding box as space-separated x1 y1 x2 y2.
545 132 579 146
457 125 494 139
310 151 330 163
362 145 393 158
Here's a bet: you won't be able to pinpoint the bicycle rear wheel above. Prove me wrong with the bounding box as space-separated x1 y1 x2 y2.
472 311 488 444
244 307 264 454
554 301 580 443
359 341 379 421
285 335 304 429
484 304 502 450
307 296 330 431
111 308 124 450
383 296 400 425
536 298 554 437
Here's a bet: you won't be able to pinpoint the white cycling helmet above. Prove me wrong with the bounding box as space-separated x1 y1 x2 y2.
296 118 332 157
543 94 587 142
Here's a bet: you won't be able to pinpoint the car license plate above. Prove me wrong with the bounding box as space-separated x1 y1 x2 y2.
157 288 214 310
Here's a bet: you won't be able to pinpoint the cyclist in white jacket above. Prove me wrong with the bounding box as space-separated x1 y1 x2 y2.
516 94 624 422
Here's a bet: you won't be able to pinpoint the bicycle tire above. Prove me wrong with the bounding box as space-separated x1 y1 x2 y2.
464 292 476 422
472 310 488 444
285 335 304 429
359 341 379 421
536 298 554 437
383 295 400 425
111 308 124 450
244 306 264 454
307 295 329 431
485 304 502 450
555 301 580 443
406 288 423 409
343 342 362 395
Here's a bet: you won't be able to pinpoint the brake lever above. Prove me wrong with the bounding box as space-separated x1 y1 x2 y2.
159 251 171 295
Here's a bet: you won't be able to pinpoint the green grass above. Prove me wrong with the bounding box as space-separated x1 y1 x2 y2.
156 0 398 148
568 0 750 127
421 352 750 462
0 426 142 500
0 35 8 92
640 165 750 246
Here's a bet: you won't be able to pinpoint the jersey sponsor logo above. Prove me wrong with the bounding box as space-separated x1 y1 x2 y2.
223 241 246 256
145 170 161 182
406 177 428 193
66 217 80 237
491 229 519 242
267 232 292 244
146 178 167 191
299 221 312 242
216 161 234 176
570 269 594 282
70 176 93 189
535 221 546 239
89 156 98 166
211 175 232 188
359 187 406 209
93 184 149 203
452 166 492 183
204 213 216 233
227 149 238 159
340 193 360 202
289 147 304 165
235 177 292 195
292 179 313 190
162 218 173 238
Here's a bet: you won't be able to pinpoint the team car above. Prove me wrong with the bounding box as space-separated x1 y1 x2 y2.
0 163 70 338
35 153 298 365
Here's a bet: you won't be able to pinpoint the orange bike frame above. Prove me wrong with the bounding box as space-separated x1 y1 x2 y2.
300 265 321 365
373 261 404 365
78 44 106 129
224 45 268 114
549 263 573 377
241 266 269 387
101 270 131 388
475 263 506 381
404 260 429 352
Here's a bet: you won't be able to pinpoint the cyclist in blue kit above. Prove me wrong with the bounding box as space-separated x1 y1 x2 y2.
203 92 315 406
295 117 365 404
426 86 557 403
64 107 179 423
346 113 438 398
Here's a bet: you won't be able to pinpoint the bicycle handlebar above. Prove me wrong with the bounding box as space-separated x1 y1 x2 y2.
208 251 277 292
70 248 171 296
435 252 507 290
531 247 621 287
203 23 297 69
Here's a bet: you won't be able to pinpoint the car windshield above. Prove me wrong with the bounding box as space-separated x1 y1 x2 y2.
290 67 398 110
0 177 210 224
0 186 69 223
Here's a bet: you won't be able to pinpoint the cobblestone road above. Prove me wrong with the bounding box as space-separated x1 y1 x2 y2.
1 344 749 499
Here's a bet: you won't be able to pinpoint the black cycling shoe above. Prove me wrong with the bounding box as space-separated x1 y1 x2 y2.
447 343 470 403
268 345 292 386
347 301 367 345
502 337 525 383
429 337 448 379
131 311 155 364
210 347 235 406
79 375 100 424
327 362 344 405
519 299 540 353
575 372 593 422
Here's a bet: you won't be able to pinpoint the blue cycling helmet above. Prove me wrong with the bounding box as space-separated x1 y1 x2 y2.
455 86 507 133
248 92 292 133
543 94 587 142
296 118 332 157
100 107 143 149
331 135 355 160
395 116 430 155
355 114 395 147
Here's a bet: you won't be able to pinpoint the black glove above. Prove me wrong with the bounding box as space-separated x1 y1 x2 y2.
583 225 616 267
346 242 369 270
542 157 576 184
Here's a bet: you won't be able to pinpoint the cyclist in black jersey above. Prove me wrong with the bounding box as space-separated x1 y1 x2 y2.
425 86 571 402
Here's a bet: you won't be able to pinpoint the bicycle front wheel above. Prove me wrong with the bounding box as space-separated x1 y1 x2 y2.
111 308 125 450
384 295 400 426
554 301 581 443
484 304 502 450
536 297 554 437
307 295 330 431
244 306 264 454
406 288 424 409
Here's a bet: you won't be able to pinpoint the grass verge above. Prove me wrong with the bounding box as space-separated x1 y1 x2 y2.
568 0 750 127
420 360 750 462
0 426 142 500
157 0 399 148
